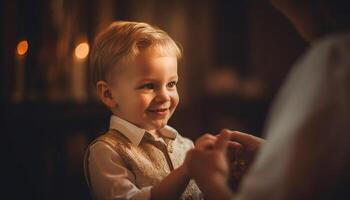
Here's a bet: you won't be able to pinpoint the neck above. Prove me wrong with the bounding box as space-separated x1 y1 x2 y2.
148 129 161 138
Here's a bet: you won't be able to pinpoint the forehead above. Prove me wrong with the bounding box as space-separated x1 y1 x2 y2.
133 48 177 71
110 50 177 83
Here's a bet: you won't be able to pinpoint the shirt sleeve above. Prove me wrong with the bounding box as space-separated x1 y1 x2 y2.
235 35 350 200
88 141 152 200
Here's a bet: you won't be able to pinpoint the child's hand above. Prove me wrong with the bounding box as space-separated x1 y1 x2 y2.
191 130 261 190
194 133 217 150
193 131 244 184
181 133 218 178
195 132 242 151
187 133 231 184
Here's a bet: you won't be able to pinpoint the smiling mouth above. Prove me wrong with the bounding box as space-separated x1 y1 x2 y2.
147 108 169 116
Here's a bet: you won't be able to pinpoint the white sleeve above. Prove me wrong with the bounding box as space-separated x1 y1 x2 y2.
88 141 152 200
235 36 350 200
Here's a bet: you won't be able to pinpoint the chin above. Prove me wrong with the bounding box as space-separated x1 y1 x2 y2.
151 120 168 130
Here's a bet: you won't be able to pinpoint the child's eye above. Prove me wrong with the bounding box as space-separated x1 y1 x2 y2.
167 81 177 89
139 83 154 90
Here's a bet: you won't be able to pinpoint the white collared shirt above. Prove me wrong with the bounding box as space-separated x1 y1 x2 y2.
108 115 178 146
86 115 192 200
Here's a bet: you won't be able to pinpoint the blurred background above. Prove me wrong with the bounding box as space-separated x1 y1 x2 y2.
1 0 306 199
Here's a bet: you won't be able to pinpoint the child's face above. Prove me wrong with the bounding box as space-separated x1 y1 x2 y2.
109 49 179 132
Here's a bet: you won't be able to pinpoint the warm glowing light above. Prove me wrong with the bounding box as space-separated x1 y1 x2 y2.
74 42 89 59
17 40 29 56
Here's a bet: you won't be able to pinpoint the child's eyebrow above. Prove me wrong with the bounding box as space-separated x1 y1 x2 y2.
137 78 156 83
169 75 178 80
138 75 178 83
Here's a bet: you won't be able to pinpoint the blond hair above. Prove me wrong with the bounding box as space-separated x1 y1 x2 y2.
90 21 182 85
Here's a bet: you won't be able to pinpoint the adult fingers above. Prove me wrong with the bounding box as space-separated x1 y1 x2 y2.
227 141 242 150
226 141 243 162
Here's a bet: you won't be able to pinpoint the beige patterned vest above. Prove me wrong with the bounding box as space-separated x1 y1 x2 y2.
85 129 202 200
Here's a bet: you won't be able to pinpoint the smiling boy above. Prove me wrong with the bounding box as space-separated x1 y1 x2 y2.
84 21 201 200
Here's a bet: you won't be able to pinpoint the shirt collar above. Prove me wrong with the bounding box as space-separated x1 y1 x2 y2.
109 115 177 146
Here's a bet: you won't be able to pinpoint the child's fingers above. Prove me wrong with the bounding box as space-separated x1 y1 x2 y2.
199 140 215 150
219 129 255 146
197 133 216 141
195 133 217 150
214 131 231 152
219 128 233 134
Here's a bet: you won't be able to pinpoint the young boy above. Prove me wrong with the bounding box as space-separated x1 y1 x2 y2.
84 21 201 200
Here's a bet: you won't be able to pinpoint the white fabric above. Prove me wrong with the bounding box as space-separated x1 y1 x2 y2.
236 33 350 199
109 115 177 146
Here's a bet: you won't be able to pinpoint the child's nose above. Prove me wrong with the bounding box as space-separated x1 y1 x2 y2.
154 88 170 103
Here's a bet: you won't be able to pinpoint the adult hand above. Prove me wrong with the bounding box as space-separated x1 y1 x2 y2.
218 129 264 189
220 129 264 165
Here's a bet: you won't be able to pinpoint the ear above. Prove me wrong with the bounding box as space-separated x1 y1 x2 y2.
96 81 117 108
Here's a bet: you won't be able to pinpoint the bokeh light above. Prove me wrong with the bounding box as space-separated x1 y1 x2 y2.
74 42 89 59
17 40 29 56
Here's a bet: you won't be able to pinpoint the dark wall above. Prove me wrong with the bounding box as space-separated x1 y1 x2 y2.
1 0 305 199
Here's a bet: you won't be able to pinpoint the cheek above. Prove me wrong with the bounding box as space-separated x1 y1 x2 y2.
136 94 154 109
171 92 179 108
